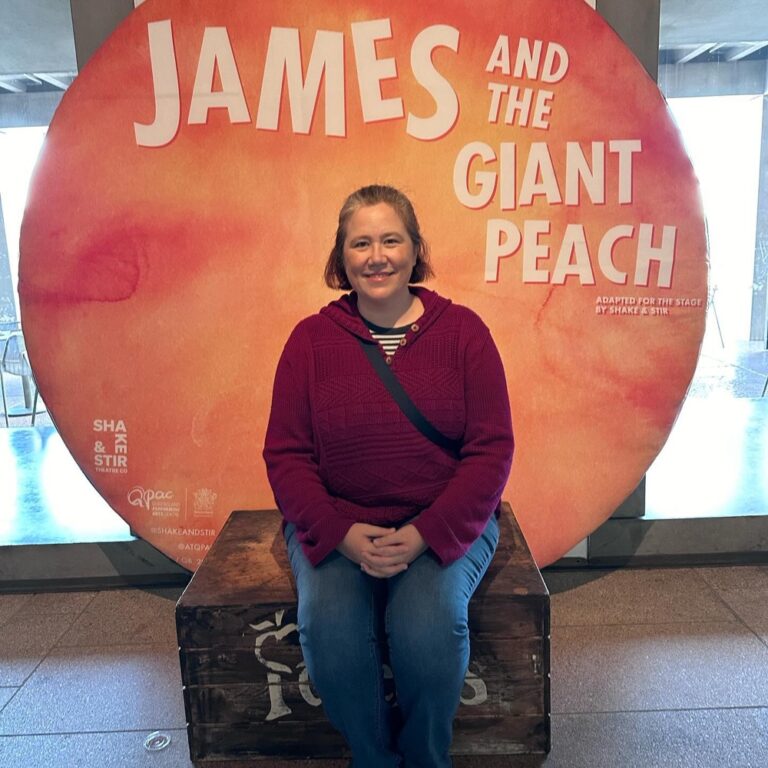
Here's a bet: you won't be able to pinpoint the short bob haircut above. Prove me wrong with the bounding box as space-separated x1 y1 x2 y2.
324 185 434 290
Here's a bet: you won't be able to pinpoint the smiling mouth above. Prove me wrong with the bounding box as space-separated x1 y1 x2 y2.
364 272 394 279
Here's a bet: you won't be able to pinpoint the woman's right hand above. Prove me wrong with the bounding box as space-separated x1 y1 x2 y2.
337 523 407 577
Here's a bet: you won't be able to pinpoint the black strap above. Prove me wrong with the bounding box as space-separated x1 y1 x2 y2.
357 338 462 456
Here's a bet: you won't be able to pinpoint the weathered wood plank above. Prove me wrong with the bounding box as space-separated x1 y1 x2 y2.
451 714 551 754
180 635 545 686
178 599 547 648
187 720 348 760
184 674 545 727
178 505 547 611
188 714 549 761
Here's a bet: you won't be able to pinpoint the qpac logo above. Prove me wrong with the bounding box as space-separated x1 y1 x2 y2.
127 486 173 511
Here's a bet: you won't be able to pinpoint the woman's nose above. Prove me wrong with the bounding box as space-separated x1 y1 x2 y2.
368 243 387 263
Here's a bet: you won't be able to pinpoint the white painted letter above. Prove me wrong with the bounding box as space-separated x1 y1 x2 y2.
407 25 460 140
522 220 551 283
519 143 562 206
453 142 497 209
598 224 633 284
485 219 522 282
499 142 517 210
552 224 595 285
635 224 676 288
565 142 605 205
609 139 642 204
487 82 507 122
531 89 554 129
513 37 542 79
134 20 180 148
485 35 510 74
351 19 404 123
503 85 533 127
256 28 345 136
188 27 250 125
541 42 569 83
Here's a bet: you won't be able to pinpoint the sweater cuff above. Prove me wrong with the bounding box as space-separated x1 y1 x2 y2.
411 514 466 566
301 515 356 567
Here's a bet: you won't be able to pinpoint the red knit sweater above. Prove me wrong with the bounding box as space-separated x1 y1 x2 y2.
263 287 514 566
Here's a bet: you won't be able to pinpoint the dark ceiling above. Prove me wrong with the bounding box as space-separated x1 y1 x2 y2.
662 0 768 45
0 1 766 94
0 0 76 81
661 0 768 64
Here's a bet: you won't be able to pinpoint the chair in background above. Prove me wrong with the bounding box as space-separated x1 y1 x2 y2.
0 330 45 427
707 284 725 348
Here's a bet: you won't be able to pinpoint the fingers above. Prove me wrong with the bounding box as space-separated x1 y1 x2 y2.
360 542 406 569
373 530 407 546
374 525 421 547
339 523 424 574
361 561 407 578
358 524 396 539
361 549 404 568
371 542 408 557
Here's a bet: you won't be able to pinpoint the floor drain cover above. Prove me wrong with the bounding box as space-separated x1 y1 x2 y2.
144 731 171 751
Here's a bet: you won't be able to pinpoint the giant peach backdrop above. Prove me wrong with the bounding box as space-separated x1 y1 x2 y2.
19 0 707 569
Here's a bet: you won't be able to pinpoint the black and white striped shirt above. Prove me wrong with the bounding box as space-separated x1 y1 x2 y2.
363 318 409 357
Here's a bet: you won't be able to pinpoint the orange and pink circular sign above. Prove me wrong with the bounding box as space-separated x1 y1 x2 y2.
20 0 706 569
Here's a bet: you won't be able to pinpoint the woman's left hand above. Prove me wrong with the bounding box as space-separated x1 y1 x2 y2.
362 524 427 578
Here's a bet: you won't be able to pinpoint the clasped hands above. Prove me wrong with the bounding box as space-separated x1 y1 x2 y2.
337 522 427 578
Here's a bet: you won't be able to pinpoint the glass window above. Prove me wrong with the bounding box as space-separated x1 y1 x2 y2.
0 3 128 546
0 126 48 322
646 2 768 520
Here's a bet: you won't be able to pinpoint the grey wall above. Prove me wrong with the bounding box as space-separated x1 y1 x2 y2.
69 0 134 71
597 0 661 80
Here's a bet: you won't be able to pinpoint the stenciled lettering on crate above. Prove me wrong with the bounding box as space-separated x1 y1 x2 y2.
248 606 489 721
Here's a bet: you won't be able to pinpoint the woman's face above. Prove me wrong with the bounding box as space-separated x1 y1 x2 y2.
342 202 416 311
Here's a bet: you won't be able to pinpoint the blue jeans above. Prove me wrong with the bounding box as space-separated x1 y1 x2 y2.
284 515 499 768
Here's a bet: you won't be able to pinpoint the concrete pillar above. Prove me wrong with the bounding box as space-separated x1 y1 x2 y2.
69 0 134 71
593 0 662 518
750 93 768 345
596 0 661 81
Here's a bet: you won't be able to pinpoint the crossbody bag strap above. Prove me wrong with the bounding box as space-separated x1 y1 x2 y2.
357 337 462 456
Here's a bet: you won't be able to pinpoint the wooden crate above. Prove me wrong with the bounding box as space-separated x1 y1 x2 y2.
176 504 550 762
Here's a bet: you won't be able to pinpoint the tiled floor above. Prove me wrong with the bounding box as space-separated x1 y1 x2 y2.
2 566 768 767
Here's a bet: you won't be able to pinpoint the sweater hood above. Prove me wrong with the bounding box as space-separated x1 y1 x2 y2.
319 287 452 339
